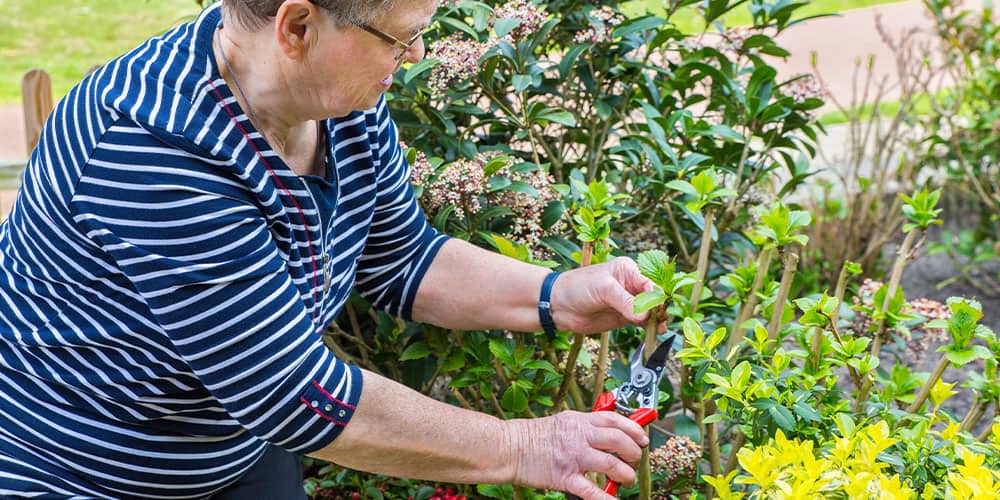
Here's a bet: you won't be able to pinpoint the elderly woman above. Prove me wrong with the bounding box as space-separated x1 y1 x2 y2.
0 1 654 498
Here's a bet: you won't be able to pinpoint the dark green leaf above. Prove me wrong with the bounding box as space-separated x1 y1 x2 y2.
399 342 433 361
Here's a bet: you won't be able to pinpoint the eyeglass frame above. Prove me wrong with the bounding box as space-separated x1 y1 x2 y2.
353 22 426 62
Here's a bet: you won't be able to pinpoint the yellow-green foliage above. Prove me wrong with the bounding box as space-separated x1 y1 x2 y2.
708 422 1000 500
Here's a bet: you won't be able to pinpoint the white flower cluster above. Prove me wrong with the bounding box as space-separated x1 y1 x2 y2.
427 34 492 94
719 27 753 53
785 74 826 103
410 150 485 221
490 163 562 248
573 6 624 44
410 151 561 249
493 0 547 44
650 435 702 484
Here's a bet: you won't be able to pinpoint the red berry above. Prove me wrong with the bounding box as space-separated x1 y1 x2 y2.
435 488 444 495
351 493 361 500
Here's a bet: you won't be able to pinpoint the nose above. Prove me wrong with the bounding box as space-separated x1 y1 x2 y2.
404 36 426 64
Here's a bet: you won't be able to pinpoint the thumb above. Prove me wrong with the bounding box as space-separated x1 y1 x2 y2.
565 474 614 500
608 282 649 325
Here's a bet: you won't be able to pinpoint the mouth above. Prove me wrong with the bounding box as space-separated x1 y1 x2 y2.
380 74 393 87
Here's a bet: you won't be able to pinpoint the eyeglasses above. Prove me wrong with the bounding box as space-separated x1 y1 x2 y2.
353 22 426 62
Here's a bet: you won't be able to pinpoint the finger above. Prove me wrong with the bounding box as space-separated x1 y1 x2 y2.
589 412 648 447
564 474 614 500
589 427 643 464
607 282 649 325
613 257 655 294
581 449 637 487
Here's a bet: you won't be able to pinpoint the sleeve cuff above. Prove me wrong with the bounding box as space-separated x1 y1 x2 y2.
399 233 451 321
295 363 364 454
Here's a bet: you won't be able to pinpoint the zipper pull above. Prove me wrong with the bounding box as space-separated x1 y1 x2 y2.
323 254 331 293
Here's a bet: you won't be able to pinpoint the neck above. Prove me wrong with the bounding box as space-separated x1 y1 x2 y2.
214 26 306 155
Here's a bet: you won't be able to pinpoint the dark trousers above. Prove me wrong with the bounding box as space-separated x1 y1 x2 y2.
209 445 307 500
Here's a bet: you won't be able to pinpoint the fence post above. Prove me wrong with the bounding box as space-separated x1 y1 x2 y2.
21 69 53 155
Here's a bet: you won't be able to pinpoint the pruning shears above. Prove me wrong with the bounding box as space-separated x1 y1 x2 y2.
590 334 676 496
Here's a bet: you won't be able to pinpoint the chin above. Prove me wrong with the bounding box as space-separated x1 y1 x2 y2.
355 92 385 112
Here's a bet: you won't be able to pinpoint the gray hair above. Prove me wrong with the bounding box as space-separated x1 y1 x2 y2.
222 0 397 30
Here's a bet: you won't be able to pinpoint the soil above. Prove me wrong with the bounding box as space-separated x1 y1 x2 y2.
878 193 1000 434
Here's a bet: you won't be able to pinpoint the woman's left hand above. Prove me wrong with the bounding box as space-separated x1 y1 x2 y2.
548 256 655 335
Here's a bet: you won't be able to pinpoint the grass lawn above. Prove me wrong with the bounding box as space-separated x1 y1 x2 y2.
622 0 909 34
0 0 204 104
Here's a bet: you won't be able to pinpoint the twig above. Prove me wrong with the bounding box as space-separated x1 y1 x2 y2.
451 388 474 410
726 247 776 352
857 229 921 407
766 249 799 343
906 356 950 414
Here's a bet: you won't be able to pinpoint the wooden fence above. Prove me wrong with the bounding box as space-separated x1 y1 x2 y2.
1 69 55 219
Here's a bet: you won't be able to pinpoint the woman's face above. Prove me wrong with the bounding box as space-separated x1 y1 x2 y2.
303 0 437 116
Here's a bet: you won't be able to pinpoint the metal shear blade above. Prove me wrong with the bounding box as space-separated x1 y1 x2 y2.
614 333 677 412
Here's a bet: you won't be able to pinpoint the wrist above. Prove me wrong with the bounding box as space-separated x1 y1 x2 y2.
499 418 526 485
538 271 561 340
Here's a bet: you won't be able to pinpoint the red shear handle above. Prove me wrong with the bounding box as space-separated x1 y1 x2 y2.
601 407 658 496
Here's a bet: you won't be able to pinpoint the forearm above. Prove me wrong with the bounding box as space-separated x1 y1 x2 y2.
411 238 550 331
309 369 515 484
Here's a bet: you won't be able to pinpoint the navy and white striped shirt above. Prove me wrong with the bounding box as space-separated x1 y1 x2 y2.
0 4 446 498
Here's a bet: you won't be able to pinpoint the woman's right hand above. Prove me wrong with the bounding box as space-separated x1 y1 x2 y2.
505 410 649 499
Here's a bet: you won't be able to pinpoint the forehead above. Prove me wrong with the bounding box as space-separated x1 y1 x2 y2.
379 0 439 32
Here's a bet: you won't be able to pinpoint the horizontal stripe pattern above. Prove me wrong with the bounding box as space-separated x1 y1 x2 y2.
0 4 445 498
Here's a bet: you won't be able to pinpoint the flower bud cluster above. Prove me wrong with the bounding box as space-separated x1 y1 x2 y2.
719 27 753 53
494 0 547 44
428 34 492 94
491 163 562 248
573 6 624 44
650 435 702 483
410 151 561 249
785 74 826 103
411 151 486 221
620 220 663 254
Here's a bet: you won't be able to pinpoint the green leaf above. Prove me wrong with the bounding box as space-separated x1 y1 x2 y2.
535 109 577 127
483 155 512 177
703 413 727 424
674 414 701 442
441 350 465 372
404 58 441 84
612 15 666 37
512 74 533 92
690 171 717 196
666 180 700 198
522 360 556 372
941 346 980 367
633 290 668 314
477 484 514 500
769 404 796 431
792 402 822 422
489 338 515 365
507 180 540 196
731 361 751 390
710 125 743 142
493 17 522 38
501 385 528 413
399 341 433 361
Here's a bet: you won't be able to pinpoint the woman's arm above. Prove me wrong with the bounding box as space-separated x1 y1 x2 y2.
310 369 648 500
411 239 653 334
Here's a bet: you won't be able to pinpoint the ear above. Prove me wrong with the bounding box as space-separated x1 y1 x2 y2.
272 0 324 60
